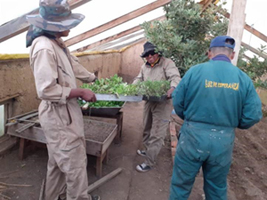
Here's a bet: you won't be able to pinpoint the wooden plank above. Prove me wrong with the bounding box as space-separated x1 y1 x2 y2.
39 179 45 200
227 0 247 65
92 31 145 51
87 168 122 193
7 110 38 121
105 37 146 51
222 10 267 44
65 0 171 47
7 125 47 144
244 24 267 44
74 15 165 52
15 122 37 133
212 4 267 58
0 0 91 43
241 42 267 59
0 94 20 105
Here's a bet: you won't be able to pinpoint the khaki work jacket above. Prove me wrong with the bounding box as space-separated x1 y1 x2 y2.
133 57 181 88
30 36 95 150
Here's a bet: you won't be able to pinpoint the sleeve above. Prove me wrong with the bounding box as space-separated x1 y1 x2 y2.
132 66 144 84
164 59 181 88
238 78 262 129
32 49 71 104
70 54 96 83
172 69 191 120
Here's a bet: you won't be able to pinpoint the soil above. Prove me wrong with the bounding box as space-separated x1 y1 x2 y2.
0 101 266 200
83 119 117 142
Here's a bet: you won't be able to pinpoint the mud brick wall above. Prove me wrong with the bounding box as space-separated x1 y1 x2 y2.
0 59 39 116
119 41 145 83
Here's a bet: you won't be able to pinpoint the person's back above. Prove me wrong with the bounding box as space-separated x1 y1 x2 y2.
178 59 260 128
170 36 262 200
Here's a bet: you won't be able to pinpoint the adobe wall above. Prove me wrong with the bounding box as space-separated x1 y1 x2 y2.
0 58 39 116
0 53 121 117
76 53 121 86
119 41 145 83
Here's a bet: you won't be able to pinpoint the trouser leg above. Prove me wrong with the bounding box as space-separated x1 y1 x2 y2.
202 129 234 200
169 144 202 200
145 100 172 166
202 161 231 200
143 102 153 148
45 145 67 200
46 140 91 200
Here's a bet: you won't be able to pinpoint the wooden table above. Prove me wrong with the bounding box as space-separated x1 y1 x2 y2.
6 112 117 177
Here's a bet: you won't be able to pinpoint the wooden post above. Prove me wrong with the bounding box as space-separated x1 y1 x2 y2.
227 0 247 65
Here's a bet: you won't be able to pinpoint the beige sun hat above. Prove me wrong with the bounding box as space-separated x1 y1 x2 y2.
26 0 85 32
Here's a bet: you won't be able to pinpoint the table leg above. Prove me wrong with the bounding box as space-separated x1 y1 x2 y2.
19 138 25 160
115 112 123 143
96 151 108 178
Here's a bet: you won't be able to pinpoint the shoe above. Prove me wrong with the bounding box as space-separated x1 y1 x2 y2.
137 149 146 157
91 195 100 200
136 163 151 172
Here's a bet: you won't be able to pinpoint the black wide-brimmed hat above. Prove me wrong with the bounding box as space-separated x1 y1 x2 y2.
140 41 157 58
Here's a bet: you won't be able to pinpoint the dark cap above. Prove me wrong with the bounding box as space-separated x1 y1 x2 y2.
141 42 157 58
210 36 235 49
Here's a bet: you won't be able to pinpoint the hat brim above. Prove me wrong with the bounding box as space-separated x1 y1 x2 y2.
26 13 85 32
140 47 156 57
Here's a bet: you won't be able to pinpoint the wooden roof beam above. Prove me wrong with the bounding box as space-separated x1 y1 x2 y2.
73 16 165 53
65 0 171 47
214 5 267 44
0 0 91 43
241 42 267 59
91 31 145 52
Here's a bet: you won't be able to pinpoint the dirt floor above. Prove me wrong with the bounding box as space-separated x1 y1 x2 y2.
0 101 266 200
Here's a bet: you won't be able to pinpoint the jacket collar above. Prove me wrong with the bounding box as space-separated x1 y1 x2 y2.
212 54 231 63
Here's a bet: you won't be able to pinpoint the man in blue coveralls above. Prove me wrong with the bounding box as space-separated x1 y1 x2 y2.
170 36 262 200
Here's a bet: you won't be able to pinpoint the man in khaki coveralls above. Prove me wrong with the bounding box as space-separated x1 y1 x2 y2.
26 0 100 199
133 42 181 172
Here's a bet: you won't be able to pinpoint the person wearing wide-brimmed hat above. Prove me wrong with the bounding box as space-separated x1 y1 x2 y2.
26 0 99 199
133 41 181 172
170 36 262 200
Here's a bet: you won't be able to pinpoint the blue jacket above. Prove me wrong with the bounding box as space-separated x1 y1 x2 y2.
172 55 262 129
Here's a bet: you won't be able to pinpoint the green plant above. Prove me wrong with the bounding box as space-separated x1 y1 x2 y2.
142 0 267 89
79 75 171 107
237 46 267 89
136 80 170 97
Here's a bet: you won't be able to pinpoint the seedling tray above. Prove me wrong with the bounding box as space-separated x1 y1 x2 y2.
82 102 126 116
142 95 168 102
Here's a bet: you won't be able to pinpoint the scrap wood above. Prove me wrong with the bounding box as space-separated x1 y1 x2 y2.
0 185 7 190
0 182 31 187
88 168 122 193
0 170 19 177
0 193 11 200
39 179 45 200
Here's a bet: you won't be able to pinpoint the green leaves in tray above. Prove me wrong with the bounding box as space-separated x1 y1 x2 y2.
81 74 138 96
79 74 170 107
136 80 170 97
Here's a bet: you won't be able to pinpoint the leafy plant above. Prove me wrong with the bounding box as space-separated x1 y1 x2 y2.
237 46 267 89
142 0 267 90
135 80 170 97
79 75 171 107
